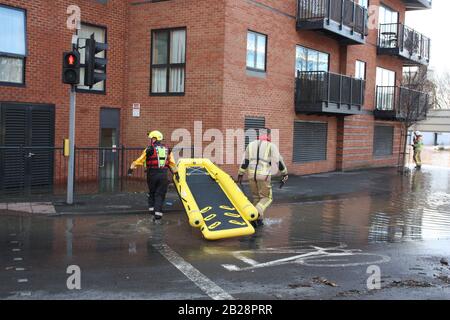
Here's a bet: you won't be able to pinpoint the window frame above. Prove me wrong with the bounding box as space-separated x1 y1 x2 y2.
355 60 367 80
150 27 187 96
295 45 330 74
0 4 27 87
378 4 399 26
246 30 268 73
75 22 108 95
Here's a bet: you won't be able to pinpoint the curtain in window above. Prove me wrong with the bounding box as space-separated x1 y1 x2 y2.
170 30 186 64
256 34 266 70
169 67 184 93
0 56 23 83
152 68 167 93
0 8 25 55
246 33 256 68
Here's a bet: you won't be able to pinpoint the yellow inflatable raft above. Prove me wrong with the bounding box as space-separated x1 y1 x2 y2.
173 159 258 240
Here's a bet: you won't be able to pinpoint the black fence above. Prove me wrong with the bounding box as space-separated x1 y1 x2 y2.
0 146 194 199
378 23 431 62
297 0 367 35
375 86 429 120
295 71 365 107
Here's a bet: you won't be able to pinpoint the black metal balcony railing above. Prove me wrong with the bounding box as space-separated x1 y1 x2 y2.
378 23 430 65
375 86 429 121
295 71 365 115
297 0 368 41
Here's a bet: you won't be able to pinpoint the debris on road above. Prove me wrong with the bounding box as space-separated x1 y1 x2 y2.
313 277 338 287
389 280 434 288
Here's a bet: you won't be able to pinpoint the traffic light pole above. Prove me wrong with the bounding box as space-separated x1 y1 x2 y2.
67 84 76 205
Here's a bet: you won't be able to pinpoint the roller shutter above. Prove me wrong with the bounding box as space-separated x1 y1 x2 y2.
373 125 394 157
293 121 328 163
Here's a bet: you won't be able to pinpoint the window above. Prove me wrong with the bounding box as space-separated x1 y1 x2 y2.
77 23 106 92
373 125 394 157
376 67 395 87
151 28 186 94
378 5 398 25
376 67 396 110
355 60 366 80
295 46 329 74
293 121 328 163
0 5 26 85
246 31 267 72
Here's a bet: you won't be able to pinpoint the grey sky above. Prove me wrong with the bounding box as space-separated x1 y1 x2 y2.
405 0 449 73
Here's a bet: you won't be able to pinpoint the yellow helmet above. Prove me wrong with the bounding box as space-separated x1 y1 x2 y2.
148 130 163 141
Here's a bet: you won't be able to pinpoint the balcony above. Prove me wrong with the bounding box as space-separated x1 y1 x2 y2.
295 71 365 116
374 86 429 121
402 0 432 11
378 23 430 66
296 0 367 45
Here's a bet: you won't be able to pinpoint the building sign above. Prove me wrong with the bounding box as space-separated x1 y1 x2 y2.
132 103 140 117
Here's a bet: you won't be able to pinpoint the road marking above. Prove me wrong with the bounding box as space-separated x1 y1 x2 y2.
15 268 26 271
12 248 21 252
10 241 19 244
13 258 23 261
153 243 234 300
17 279 28 283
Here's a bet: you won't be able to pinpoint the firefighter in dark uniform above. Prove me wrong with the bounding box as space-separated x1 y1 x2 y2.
129 130 178 221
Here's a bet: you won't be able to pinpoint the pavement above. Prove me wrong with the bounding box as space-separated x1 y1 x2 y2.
1 165 450 300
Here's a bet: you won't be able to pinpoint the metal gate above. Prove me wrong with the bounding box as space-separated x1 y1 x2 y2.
0 103 55 195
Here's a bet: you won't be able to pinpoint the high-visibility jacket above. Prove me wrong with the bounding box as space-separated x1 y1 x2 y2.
413 138 424 152
239 139 287 181
131 142 178 172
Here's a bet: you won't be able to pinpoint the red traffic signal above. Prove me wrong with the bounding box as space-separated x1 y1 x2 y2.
62 51 80 85
67 54 76 66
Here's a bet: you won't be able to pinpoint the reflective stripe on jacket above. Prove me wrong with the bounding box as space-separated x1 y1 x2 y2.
239 139 287 181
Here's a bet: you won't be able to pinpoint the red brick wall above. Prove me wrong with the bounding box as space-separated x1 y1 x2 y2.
0 0 128 148
124 0 226 153
0 0 413 177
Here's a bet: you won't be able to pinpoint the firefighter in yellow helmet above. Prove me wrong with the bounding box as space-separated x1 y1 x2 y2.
237 128 288 228
128 130 178 221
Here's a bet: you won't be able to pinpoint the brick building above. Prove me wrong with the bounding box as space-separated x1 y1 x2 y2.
0 0 431 192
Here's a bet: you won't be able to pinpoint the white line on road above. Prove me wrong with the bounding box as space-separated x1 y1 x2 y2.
17 279 28 283
13 258 23 261
12 248 21 252
15 268 26 271
153 243 234 300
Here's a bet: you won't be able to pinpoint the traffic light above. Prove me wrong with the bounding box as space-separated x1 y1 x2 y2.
62 51 80 85
84 34 108 88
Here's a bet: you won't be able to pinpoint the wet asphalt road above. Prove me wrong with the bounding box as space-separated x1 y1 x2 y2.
1 166 450 300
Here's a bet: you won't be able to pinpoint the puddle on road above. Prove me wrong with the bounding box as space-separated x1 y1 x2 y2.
1 167 450 264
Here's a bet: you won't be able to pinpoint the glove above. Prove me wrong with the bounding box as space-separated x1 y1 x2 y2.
237 174 243 185
127 168 134 176
280 175 288 189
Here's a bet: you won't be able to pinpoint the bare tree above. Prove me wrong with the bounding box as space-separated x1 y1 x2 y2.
397 66 435 174
433 71 450 109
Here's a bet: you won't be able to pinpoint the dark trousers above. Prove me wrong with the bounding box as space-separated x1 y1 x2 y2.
147 169 169 213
